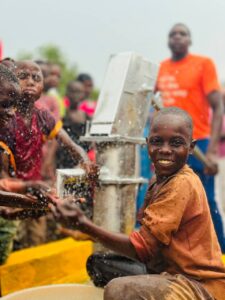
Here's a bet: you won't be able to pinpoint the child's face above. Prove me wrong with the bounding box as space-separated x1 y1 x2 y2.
16 62 43 102
0 82 21 127
45 64 61 89
147 114 195 179
67 82 85 106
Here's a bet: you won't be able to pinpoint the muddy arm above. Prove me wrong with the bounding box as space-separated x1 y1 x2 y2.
0 190 49 209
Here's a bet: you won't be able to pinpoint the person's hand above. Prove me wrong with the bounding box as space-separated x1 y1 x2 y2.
25 182 59 209
204 151 218 175
52 198 87 229
25 181 51 193
79 161 100 189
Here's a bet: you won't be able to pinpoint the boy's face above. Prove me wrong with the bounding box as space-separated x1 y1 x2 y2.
147 114 195 179
16 61 43 102
45 64 61 89
0 82 21 127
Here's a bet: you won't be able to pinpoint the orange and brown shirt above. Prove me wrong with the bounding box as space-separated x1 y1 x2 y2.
130 165 225 300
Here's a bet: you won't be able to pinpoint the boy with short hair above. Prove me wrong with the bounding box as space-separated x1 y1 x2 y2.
56 107 225 299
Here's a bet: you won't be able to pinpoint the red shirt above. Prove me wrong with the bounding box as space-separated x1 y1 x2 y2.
14 109 62 180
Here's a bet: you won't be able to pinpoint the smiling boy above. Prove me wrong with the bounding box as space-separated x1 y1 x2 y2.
56 107 225 300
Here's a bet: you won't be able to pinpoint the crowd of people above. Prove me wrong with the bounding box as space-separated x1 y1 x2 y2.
0 22 225 299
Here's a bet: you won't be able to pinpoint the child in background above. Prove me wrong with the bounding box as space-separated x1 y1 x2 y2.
57 80 88 169
63 80 86 122
35 60 60 181
56 80 94 239
55 107 225 300
77 73 97 119
35 60 60 122
46 63 66 118
77 73 97 162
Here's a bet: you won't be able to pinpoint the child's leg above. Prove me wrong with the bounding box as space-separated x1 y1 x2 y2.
104 274 214 300
86 252 147 287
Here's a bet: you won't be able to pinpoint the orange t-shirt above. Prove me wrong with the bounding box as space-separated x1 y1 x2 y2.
156 54 220 139
130 165 225 300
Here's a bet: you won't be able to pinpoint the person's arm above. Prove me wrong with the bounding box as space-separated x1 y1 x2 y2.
205 90 224 175
0 178 51 194
0 207 47 220
56 128 89 163
55 201 137 259
0 190 49 209
41 140 58 181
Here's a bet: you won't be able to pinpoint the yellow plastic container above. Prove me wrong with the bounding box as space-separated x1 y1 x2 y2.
1 284 103 300
222 255 225 265
0 238 93 296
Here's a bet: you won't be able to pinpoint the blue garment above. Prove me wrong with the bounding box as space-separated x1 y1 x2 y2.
136 124 152 227
188 139 225 252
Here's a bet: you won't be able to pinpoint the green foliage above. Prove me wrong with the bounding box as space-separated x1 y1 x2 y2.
17 44 78 95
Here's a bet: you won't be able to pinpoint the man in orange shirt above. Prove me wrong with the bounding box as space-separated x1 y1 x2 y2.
156 23 225 252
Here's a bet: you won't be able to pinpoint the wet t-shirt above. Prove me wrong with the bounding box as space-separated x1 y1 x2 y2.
0 108 62 180
130 165 225 300
14 109 62 180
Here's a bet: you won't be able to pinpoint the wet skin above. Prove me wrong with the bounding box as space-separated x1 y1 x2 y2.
168 24 191 59
147 115 195 182
16 61 44 103
0 82 21 127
